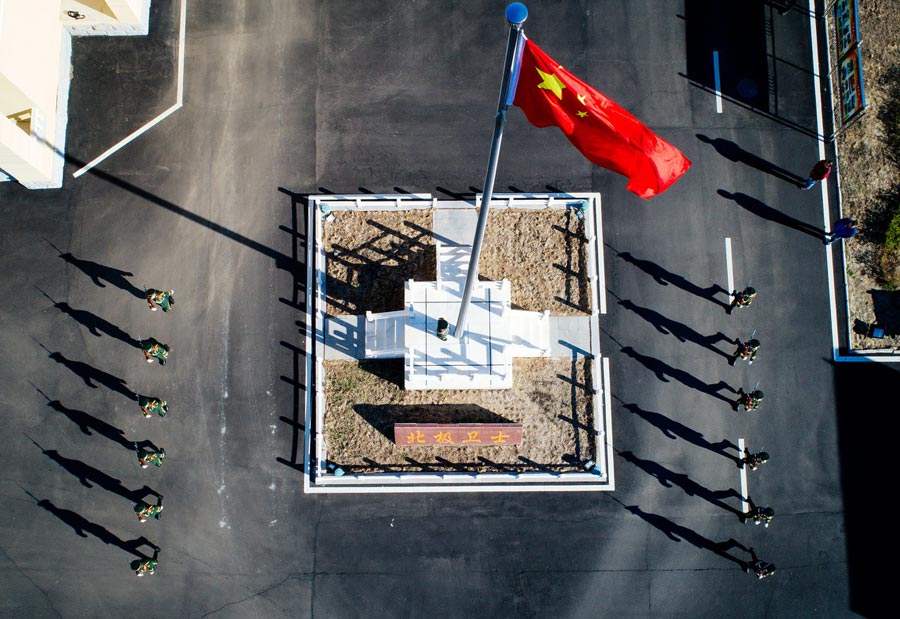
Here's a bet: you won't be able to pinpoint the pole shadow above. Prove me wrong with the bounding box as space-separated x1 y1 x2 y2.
41 144 301 275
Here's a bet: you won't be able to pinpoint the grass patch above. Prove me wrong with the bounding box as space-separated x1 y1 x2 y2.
881 206 900 287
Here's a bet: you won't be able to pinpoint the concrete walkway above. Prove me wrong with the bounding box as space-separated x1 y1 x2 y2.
432 208 478 245
548 316 592 359
324 315 364 360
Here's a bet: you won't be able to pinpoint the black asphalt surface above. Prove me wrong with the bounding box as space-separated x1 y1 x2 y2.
1 1 896 617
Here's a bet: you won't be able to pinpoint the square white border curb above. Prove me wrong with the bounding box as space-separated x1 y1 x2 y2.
303 193 615 493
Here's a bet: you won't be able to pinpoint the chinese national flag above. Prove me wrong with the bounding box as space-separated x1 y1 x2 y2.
513 38 691 198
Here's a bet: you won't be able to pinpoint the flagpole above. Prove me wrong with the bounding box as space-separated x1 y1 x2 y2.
454 2 528 338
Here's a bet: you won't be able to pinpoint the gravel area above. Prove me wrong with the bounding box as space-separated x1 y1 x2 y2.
829 2 900 350
323 209 591 317
323 358 595 473
320 207 595 472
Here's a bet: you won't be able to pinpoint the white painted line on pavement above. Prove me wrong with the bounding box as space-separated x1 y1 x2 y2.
305 483 613 494
602 356 615 490
725 237 734 298
73 0 187 178
176 0 186 103
73 105 181 178
738 437 749 513
805 0 842 360
713 51 723 113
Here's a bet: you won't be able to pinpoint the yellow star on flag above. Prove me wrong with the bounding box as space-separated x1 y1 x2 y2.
536 67 565 100
577 110 588 118
577 93 587 105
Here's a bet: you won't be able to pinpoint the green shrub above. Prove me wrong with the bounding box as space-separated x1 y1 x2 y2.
882 206 900 286
886 207 900 251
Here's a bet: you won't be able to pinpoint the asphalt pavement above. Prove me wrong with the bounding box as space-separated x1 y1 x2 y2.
0 1 895 618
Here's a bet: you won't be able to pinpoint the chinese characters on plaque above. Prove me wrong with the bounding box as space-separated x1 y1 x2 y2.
394 423 523 446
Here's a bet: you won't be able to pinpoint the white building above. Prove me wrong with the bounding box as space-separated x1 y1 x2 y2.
0 0 150 188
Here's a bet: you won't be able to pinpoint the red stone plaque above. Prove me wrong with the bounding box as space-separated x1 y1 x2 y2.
394 423 523 446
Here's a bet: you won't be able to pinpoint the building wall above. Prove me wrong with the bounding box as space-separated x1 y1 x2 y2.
0 0 63 185
0 0 150 188
61 0 144 26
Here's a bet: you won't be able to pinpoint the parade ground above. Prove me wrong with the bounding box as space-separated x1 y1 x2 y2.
0 1 896 617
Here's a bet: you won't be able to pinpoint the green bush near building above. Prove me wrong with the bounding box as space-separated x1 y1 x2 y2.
882 206 900 288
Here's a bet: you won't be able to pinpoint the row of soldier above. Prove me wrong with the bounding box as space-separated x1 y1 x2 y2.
726 286 775 580
128 288 175 577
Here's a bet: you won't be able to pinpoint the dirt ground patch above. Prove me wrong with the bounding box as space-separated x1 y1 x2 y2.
323 209 591 317
829 2 900 349
323 358 595 473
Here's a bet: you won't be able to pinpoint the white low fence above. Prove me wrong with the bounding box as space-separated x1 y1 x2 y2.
306 193 613 491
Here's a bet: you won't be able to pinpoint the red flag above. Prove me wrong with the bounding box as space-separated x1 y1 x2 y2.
513 38 691 198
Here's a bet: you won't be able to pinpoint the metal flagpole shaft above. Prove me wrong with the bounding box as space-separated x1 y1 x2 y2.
453 3 527 338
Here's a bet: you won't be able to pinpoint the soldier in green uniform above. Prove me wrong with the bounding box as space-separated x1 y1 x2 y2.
137 446 166 468
735 389 764 412
145 288 175 312
138 395 168 418
726 287 757 314
743 498 775 528
130 548 160 577
729 338 761 366
747 560 775 579
141 339 170 365
742 449 769 471
134 496 164 523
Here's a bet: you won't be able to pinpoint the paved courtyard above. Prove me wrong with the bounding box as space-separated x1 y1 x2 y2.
0 1 896 617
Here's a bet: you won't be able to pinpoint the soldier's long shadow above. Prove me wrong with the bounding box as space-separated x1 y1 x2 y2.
35 287 142 349
53 303 142 349
618 450 744 516
33 441 160 504
617 297 734 359
696 134 804 186
44 350 138 400
717 190 824 239
608 246 729 309
28 493 156 559
33 383 157 452
54 249 145 299
620 501 750 569
618 400 740 465
619 345 737 405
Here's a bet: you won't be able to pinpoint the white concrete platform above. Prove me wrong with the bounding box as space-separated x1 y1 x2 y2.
364 309 407 359
306 194 613 493
508 310 551 357
436 241 472 296
404 279 513 389
324 315 365 360
548 316 593 359
433 208 478 245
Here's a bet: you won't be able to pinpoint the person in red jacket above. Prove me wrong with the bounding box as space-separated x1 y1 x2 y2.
802 159 833 190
